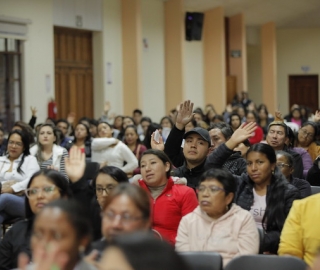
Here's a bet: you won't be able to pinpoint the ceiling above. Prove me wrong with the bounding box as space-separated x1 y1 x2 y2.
184 0 320 28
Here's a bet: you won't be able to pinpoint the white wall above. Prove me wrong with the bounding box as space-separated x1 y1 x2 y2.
1 0 54 123
93 0 123 119
141 0 166 122
277 28 320 114
184 41 204 109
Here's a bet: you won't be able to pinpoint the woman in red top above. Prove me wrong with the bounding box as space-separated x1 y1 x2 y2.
138 149 198 244
246 111 263 145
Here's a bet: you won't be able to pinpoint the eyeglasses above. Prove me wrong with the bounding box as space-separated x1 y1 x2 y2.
95 186 115 195
8 141 23 147
197 185 225 195
276 162 292 168
299 129 314 139
100 211 144 225
25 186 59 198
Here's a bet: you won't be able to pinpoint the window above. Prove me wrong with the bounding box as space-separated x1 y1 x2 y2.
0 38 22 131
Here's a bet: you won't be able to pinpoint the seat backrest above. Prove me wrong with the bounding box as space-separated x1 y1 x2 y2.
257 227 264 254
224 255 307 270
179 252 223 270
311 186 320 195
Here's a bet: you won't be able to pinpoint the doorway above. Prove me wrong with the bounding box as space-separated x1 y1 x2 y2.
54 27 93 122
289 75 319 114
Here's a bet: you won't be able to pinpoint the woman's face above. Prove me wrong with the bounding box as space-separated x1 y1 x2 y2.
276 154 293 180
161 118 172 129
141 121 150 135
27 175 62 214
101 194 150 241
246 151 275 185
246 113 256 123
96 173 119 208
185 122 196 132
98 123 113 138
39 126 56 146
89 124 97 138
292 110 301 119
237 108 245 118
75 124 88 140
100 247 134 270
197 179 233 219
194 113 202 123
123 118 134 130
7 133 24 159
114 117 123 130
140 154 170 187
125 127 138 146
31 207 88 270
258 109 267 120
231 116 240 129
298 125 315 147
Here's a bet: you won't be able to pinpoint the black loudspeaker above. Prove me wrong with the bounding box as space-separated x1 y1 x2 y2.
185 12 204 41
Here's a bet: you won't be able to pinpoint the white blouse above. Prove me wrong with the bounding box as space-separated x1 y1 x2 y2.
0 154 40 192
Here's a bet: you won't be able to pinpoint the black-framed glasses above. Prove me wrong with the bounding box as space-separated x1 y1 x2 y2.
276 162 292 168
100 211 144 225
95 185 115 195
25 186 59 198
197 185 225 195
8 140 23 147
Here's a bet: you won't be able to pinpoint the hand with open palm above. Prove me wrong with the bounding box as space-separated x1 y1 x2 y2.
65 146 86 183
176 100 195 130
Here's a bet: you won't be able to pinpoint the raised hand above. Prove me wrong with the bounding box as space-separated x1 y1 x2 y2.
314 110 320 122
150 130 164 151
67 112 76 124
30 106 37 117
176 100 195 130
104 101 111 114
274 111 283 121
65 146 86 183
226 122 257 150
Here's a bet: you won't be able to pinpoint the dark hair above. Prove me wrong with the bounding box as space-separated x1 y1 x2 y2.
74 122 91 143
246 143 289 233
122 116 135 127
39 199 91 241
0 127 4 134
56 119 70 129
113 115 124 129
13 121 35 144
143 123 161 149
25 169 72 218
160 116 174 129
193 108 204 121
199 169 236 208
275 150 293 167
211 115 224 123
139 149 172 178
246 110 259 122
140 117 152 125
229 113 241 127
98 121 113 138
106 232 191 270
89 118 99 127
124 125 141 144
287 126 295 148
300 121 317 141
133 109 142 115
92 166 129 190
209 122 234 140
7 130 31 174
102 183 151 222
188 119 197 129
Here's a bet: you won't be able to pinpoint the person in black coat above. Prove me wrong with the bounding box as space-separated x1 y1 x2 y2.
306 156 320 186
0 169 72 270
276 150 311 198
206 123 301 254
66 146 129 241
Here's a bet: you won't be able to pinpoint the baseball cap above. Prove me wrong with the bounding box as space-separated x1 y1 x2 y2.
183 127 211 146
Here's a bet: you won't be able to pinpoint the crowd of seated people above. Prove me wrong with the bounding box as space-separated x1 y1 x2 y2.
0 96 320 270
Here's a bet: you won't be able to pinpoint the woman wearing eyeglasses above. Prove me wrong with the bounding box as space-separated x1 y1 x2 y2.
176 169 259 267
0 130 39 226
0 169 72 270
276 151 311 198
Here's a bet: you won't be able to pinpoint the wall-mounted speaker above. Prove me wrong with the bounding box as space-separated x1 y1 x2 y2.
185 12 204 41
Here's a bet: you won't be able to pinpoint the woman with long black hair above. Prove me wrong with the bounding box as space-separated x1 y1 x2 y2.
207 123 300 254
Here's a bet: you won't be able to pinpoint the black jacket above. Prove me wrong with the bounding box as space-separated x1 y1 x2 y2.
0 220 33 270
306 158 320 186
285 147 304 179
290 176 311 198
173 161 206 189
209 143 300 254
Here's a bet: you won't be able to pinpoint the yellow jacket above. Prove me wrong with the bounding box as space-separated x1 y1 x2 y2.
278 193 320 265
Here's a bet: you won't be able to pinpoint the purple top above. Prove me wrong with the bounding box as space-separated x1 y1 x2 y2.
293 147 313 178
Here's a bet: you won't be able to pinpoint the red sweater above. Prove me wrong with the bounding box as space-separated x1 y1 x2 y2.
138 177 198 244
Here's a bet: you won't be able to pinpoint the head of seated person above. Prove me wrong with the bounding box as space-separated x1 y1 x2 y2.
74 122 91 144
276 151 294 182
197 168 236 219
208 122 234 153
36 124 58 152
6 129 31 163
30 199 91 270
182 128 211 168
97 122 114 138
12 121 35 145
25 169 72 219
91 166 129 209
56 119 70 138
100 183 151 242
100 232 191 270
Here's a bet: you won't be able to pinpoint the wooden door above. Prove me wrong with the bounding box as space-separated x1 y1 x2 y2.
54 27 93 122
289 75 319 113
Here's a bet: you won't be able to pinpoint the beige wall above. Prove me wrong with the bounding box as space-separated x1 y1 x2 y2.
277 28 320 114
247 45 262 105
1 0 54 123
141 0 166 121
